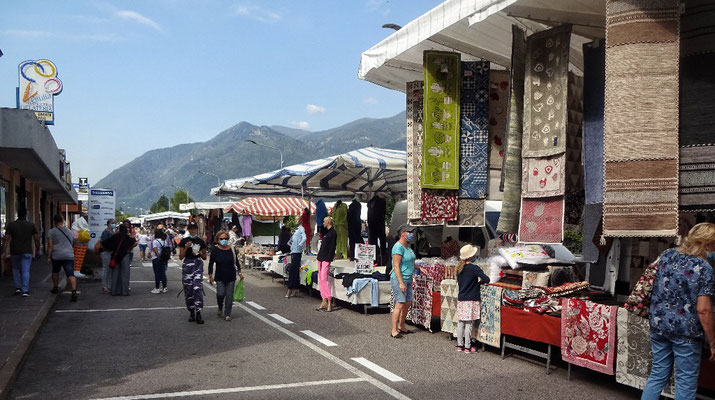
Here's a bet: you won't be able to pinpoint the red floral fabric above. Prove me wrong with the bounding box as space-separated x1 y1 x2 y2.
561 299 618 375
420 189 458 222
407 274 433 330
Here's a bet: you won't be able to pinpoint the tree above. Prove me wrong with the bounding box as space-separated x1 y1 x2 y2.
115 208 132 222
170 190 193 212
150 194 170 213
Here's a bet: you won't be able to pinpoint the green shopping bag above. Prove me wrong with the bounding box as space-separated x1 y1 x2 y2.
233 280 245 303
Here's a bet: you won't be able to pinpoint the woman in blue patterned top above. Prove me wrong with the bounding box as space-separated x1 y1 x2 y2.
642 223 715 400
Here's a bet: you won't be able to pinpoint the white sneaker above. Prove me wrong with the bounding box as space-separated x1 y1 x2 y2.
161 287 168 293
150 288 161 294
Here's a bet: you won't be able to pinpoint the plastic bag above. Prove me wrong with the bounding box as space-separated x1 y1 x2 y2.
233 280 245 303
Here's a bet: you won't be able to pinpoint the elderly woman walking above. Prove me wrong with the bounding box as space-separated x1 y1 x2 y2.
316 216 337 312
390 225 417 339
642 223 715 399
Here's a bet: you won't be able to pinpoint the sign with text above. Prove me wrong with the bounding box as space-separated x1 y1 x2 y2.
355 243 376 261
17 59 62 124
354 260 373 274
88 188 116 249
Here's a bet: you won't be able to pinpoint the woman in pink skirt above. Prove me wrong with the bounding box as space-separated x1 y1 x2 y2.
455 244 490 353
316 216 337 312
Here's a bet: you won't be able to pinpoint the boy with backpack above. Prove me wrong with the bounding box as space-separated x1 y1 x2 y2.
150 228 171 293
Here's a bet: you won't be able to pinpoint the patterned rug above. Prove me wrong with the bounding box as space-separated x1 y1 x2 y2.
422 51 461 189
440 279 458 335
522 25 572 158
447 199 485 227
420 189 458 222
496 25 527 234
561 299 618 375
616 308 675 394
478 285 503 348
406 81 424 220
521 154 565 198
407 274 433 330
565 73 584 225
679 146 715 211
583 40 605 205
489 70 509 170
518 196 564 244
603 0 680 238
458 61 490 199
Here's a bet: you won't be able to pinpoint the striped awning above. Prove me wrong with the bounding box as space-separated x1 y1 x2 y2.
214 147 407 200
225 197 315 217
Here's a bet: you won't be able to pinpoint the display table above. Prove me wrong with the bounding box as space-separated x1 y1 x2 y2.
500 306 561 375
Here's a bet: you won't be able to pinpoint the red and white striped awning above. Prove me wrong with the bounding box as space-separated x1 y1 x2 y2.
225 197 315 217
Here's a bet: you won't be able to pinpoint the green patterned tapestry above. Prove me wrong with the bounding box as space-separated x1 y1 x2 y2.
422 51 461 189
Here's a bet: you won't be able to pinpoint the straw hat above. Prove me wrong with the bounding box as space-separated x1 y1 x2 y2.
459 244 479 260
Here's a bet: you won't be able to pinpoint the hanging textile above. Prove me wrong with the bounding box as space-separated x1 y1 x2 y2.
521 155 566 198
522 24 572 158
615 308 676 393
581 203 602 263
347 200 362 259
496 25 527 234
440 279 458 335
315 200 327 228
518 196 564 244
477 285 503 348
332 201 349 259
680 147 715 211
488 70 509 170
406 81 425 219
561 299 618 375
446 199 485 227
407 274 434 330
582 40 605 205
564 73 584 225
420 189 458 222
603 0 680 238
422 51 461 189
458 61 490 199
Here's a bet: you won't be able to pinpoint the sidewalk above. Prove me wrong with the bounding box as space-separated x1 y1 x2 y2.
0 255 66 399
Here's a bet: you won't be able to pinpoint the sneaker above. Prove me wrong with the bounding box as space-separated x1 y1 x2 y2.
70 291 78 302
102 287 111 294
14 289 21 295
50 287 59 294
21 292 29 297
160 287 168 293
188 311 196 322
456 346 463 352
150 288 161 294
470 347 477 353
195 311 204 325
464 348 470 354
225 316 232 321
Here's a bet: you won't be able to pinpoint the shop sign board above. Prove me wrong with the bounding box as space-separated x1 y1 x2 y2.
16 59 63 125
355 243 376 261
88 188 116 249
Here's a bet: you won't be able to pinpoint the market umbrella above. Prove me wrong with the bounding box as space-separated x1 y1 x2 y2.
225 197 315 217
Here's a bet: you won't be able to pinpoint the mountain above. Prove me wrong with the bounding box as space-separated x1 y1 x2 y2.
96 111 407 210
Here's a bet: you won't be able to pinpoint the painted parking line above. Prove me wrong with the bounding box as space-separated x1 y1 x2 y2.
56 306 218 313
142 262 153 267
90 378 366 400
351 358 405 382
268 313 294 324
301 330 338 347
246 301 266 310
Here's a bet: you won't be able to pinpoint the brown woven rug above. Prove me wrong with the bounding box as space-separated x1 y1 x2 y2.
679 146 715 211
603 0 680 238
406 81 424 220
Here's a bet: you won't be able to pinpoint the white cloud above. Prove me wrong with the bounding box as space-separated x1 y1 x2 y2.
233 3 282 23
306 104 326 114
115 10 162 31
363 97 379 105
291 121 311 130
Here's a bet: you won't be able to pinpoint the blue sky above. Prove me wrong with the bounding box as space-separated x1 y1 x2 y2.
0 0 439 184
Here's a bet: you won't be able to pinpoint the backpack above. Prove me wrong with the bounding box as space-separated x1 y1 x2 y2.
158 240 171 262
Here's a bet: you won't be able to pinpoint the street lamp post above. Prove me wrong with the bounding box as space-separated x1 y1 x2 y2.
197 170 222 202
245 139 284 169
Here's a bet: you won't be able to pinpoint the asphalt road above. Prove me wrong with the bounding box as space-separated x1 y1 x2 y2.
9 252 641 400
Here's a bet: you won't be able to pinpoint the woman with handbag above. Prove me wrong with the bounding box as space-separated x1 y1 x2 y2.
46 214 79 302
102 224 137 296
642 223 715 399
208 230 243 321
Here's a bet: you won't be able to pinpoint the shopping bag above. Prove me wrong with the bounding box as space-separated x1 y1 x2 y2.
624 256 661 318
233 280 245 303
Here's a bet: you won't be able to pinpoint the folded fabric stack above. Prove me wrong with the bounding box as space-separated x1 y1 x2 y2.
542 281 589 297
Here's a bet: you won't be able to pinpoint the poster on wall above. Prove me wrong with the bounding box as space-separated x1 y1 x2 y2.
16 59 63 125
88 188 116 249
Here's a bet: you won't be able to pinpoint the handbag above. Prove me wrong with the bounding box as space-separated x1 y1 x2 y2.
624 256 661 318
233 279 245 303
108 236 125 269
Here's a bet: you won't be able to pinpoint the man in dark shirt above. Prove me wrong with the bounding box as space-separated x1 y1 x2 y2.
2 209 40 296
179 221 207 324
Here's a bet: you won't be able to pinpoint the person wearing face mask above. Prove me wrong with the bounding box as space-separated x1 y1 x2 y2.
208 230 243 321
642 223 715 399
179 221 208 324
150 228 169 294
95 218 116 294
390 225 418 339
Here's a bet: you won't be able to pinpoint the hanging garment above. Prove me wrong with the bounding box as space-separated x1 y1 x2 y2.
347 200 362 259
315 200 327 227
332 201 348 259
240 215 252 237
367 196 387 265
300 209 312 248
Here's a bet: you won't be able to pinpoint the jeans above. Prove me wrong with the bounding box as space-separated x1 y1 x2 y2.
641 332 702 400
11 254 32 293
390 276 413 303
456 320 474 348
152 258 168 289
216 280 236 317
100 252 112 289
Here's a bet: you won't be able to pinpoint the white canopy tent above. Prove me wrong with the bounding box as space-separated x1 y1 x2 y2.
179 201 235 211
211 177 358 201
358 0 605 92
143 211 191 222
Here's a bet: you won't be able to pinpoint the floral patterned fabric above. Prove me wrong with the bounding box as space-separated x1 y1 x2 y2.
420 189 458 222
406 81 424 219
561 299 618 375
650 248 714 342
521 154 566 198
478 285 503 347
624 256 660 318
407 274 434 330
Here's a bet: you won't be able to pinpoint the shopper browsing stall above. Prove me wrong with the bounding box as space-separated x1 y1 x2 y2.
316 216 337 312
390 224 417 339
455 244 490 353
179 221 208 324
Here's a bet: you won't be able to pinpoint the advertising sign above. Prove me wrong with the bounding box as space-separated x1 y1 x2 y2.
88 189 116 249
17 59 63 124
354 243 376 274
354 260 373 274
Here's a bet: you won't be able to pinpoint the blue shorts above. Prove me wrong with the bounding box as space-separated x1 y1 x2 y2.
52 259 75 277
391 277 413 303
139 244 147 252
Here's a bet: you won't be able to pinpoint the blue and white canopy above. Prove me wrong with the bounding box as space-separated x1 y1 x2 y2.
213 147 407 200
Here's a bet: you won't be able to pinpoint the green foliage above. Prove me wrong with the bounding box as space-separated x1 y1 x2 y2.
385 197 397 226
115 208 132 221
170 190 193 212
150 194 170 213
283 215 298 231
563 230 583 256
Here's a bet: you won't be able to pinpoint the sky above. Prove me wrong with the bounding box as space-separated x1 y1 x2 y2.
0 0 440 184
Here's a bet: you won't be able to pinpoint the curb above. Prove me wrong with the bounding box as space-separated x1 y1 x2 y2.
0 276 65 400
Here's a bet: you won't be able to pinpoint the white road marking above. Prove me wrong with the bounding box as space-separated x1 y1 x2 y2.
168 263 180 267
56 306 218 313
91 378 366 400
351 357 405 382
129 281 157 283
301 330 338 347
142 262 153 267
246 301 265 310
268 313 294 324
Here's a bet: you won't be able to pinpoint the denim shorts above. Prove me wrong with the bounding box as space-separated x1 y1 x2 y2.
138 244 147 252
391 277 413 303
52 259 75 277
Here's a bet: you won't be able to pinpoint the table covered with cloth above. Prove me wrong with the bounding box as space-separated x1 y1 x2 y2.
500 306 561 347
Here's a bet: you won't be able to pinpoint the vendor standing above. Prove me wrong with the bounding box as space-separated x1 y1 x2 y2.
179 221 208 325
390 225 418 339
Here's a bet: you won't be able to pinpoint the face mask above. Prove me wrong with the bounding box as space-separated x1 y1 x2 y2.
219 239 229 246
406 233 415 241
190 234 198 239
111 224 117 229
